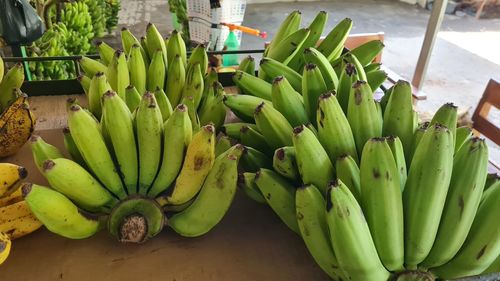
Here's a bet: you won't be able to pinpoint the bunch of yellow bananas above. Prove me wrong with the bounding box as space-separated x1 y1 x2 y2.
0 163 42 265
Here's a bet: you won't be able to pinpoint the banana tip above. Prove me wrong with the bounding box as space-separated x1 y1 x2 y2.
293 125 304 135
42 160 55 171
29 134 40 142
21 183 33 198
18 166 28 179
62 126 70 134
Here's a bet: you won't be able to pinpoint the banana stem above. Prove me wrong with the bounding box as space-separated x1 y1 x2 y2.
119 214 147 243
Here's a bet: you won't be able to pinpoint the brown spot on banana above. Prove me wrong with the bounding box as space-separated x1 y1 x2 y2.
476 245 487 260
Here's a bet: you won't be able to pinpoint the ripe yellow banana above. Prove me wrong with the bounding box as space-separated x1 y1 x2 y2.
0 94 35 158
0 200 42 239
0 232 11 265
0 163 28 198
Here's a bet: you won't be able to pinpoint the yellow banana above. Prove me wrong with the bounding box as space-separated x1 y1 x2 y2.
0 188 23 207
0 163 28 198
0 200 42 239
0 94 35 158
0 232 11 265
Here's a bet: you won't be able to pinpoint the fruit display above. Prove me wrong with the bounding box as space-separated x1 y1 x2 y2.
25 24 234 243
0 58 36 158
223 11 499 280
0 163 43 265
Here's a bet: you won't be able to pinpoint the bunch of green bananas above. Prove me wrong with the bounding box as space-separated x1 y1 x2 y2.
83 0 107 38
168 0 189 42
60 1 94 54
224 11 499 281
104 0 120 33
25 24 233 243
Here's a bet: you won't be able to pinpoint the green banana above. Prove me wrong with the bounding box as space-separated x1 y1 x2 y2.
364 62 382 73
128 44 147 95
23 183 101 239
240 146 273 172
302 63 328 123
154 87 173 121
266 28 310 64
293 124 334 195
30 135 65 172
350 40 384 66
198 82 226 130
165 54 186 106
271 76 309 127
255 168 300 234
238 172 266 204
88 72 112 119
145 23 168 66
0 63 24 110
221 122 259 139
303 47 339 91
403 123 454 269
167 29 187 68
409 121 430 166
239 124 272 155
265 11 302 57
121 27 149 65
107 50 130 100
316 18 352 61
238 55 255 75
215 134 233 158
335 154 361 203
147 49 166 92
273 146 300 182
343 53 367 82
187 44 208 74
430 103 458 147
125 85 142 112
482 254 500 275
78 56 107 78
181 63 204 110
254 102 293 150
455 126 472 154
386 136 407 191
233 70 272 100
62 127 87 169
366 69 387 92
77 75 91 96
260 58 302 92
336 63 357 113
95 41 115 65
223 94 272 123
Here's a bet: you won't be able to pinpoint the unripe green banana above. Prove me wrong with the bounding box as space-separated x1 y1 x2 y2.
482 254 500 275
408 121 430 166
233 70 272 100
255 169 300 234
95 41 115 65
23 183 101 239
335 154 361 202
147 49 166 92
317 92 358 164
168 145 244 237
215 134 232 157
266 11 302 56
181 63 204 110
41 158 116 212
68 104 126 199
77 75 91 96
455 126 472 154
78 56 107 78
187 44 208 74
0 63 24 110
366 69 387 92
165 54 186 106
343 53 367 81
360 138 404 271
154 87 173 121
383 80 416 159
484 173 499 192
364 62 382 73
198 82 226 130
221 122 258 139
293 124 334 195
128 44 147 95
240 146 273 172
30 135 64 172
239 125 273 156
107 50 130 100
167 29 187 69
302 63 328 123
121 27 149 65
347 80 382 155
238 172 266 204
326 180 390 281
317 18 352 61
267 28 310 64
422 137 488 268
88 72 112 119
145 23 168 66
271 76 309 127
273 146 300 182
430 103 458 147
255 102 293 150
238 55 255 75
403 124 454 269
148 104 192 198
135 92 163 195
350 40 384 66
125 85 141 112
180 95 200 132
386 136 407 191
296 184 344 280
303 48 339 91
260 58 302 92
336 63 357 113
431 184 500 279
140 36 149 57
62 127 87 169
223 94 272 123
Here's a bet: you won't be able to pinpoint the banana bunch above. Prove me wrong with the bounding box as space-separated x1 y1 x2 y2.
83 0 107 38
79 23 226 131
60 1 94 55
168 0 189 42
0 163 43 265
226 11 498 281
0 60 36 158
105 0 120 33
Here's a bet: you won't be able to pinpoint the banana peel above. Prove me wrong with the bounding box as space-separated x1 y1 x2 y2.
0 94 36 158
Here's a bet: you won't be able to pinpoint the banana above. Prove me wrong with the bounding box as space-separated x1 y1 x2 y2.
23 183 101 239
180 95 200 132
325 180 390 281
0 56 4 83
296 184 344 280
431 184 500 279
303 47 339 91
379 84 394 112
223 94 272 123
484 173 499 192
386 136 407 191
267 28 310 64
0 200 41 239
254 102 293 150
30 135 64 172
95 41 115 65
255 168 300 234
78 56 107 78
0 163 28 199
147 49 166 92
302 63 328 124
240 146 273 172
260 58 302 92
167 29 187 68
102 91 138 196
455 126 472 154
148 104 192 198
221 122 259 139
430 103 458 147
360 138 404 271
364 62 382 73
239 125 273 156
121 27 149 65
125 85 142 112
335 154 361 203
265 10 302 57
62 127 87 169
165 54 186 106
403 123 454 269
140 36 149 57
0 63 24 111
145 23 168 66
366 69 387 92
232 70 272 100
409 121 430 165
293 124 334 195
187 44 208 74
68 104 126 199
0 232 10 265
0 188 23 207
238 55 255 75
128 44 147 95
88 72 112 119
271 76 308 127
135 92 163 195
317 18 352 61
154 87 173 121
107 50 130 100
77 75 91 95
336 63 357 113
181 63 204 110
165 124 215 205
198 82 226 130
215 134 232 157
317 92 358 164
422 138 488 268
347 80 382 155
482 254 500 274
168 145 244 237
350 40 385 66
383 80 416 159
287 11 328 72
0 94 35 158
238 172 266 204
343 53 367 82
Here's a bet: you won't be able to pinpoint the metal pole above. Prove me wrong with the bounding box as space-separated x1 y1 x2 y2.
412 0 448 90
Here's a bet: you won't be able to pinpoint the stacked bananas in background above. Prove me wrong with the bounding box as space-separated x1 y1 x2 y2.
26 24 236 243
168 0 189 43
223 11 500 280
0 163 42 265
0 57 36 158
105 0 120 33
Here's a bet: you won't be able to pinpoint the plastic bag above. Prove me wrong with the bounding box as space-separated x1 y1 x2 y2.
0 0 45 46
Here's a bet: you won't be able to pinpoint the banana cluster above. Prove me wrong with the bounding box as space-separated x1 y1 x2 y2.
168 0 189 42
224 11 499 280
104 0 120 33
0 58 36 158
26 25 237 243
0 163 43 265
